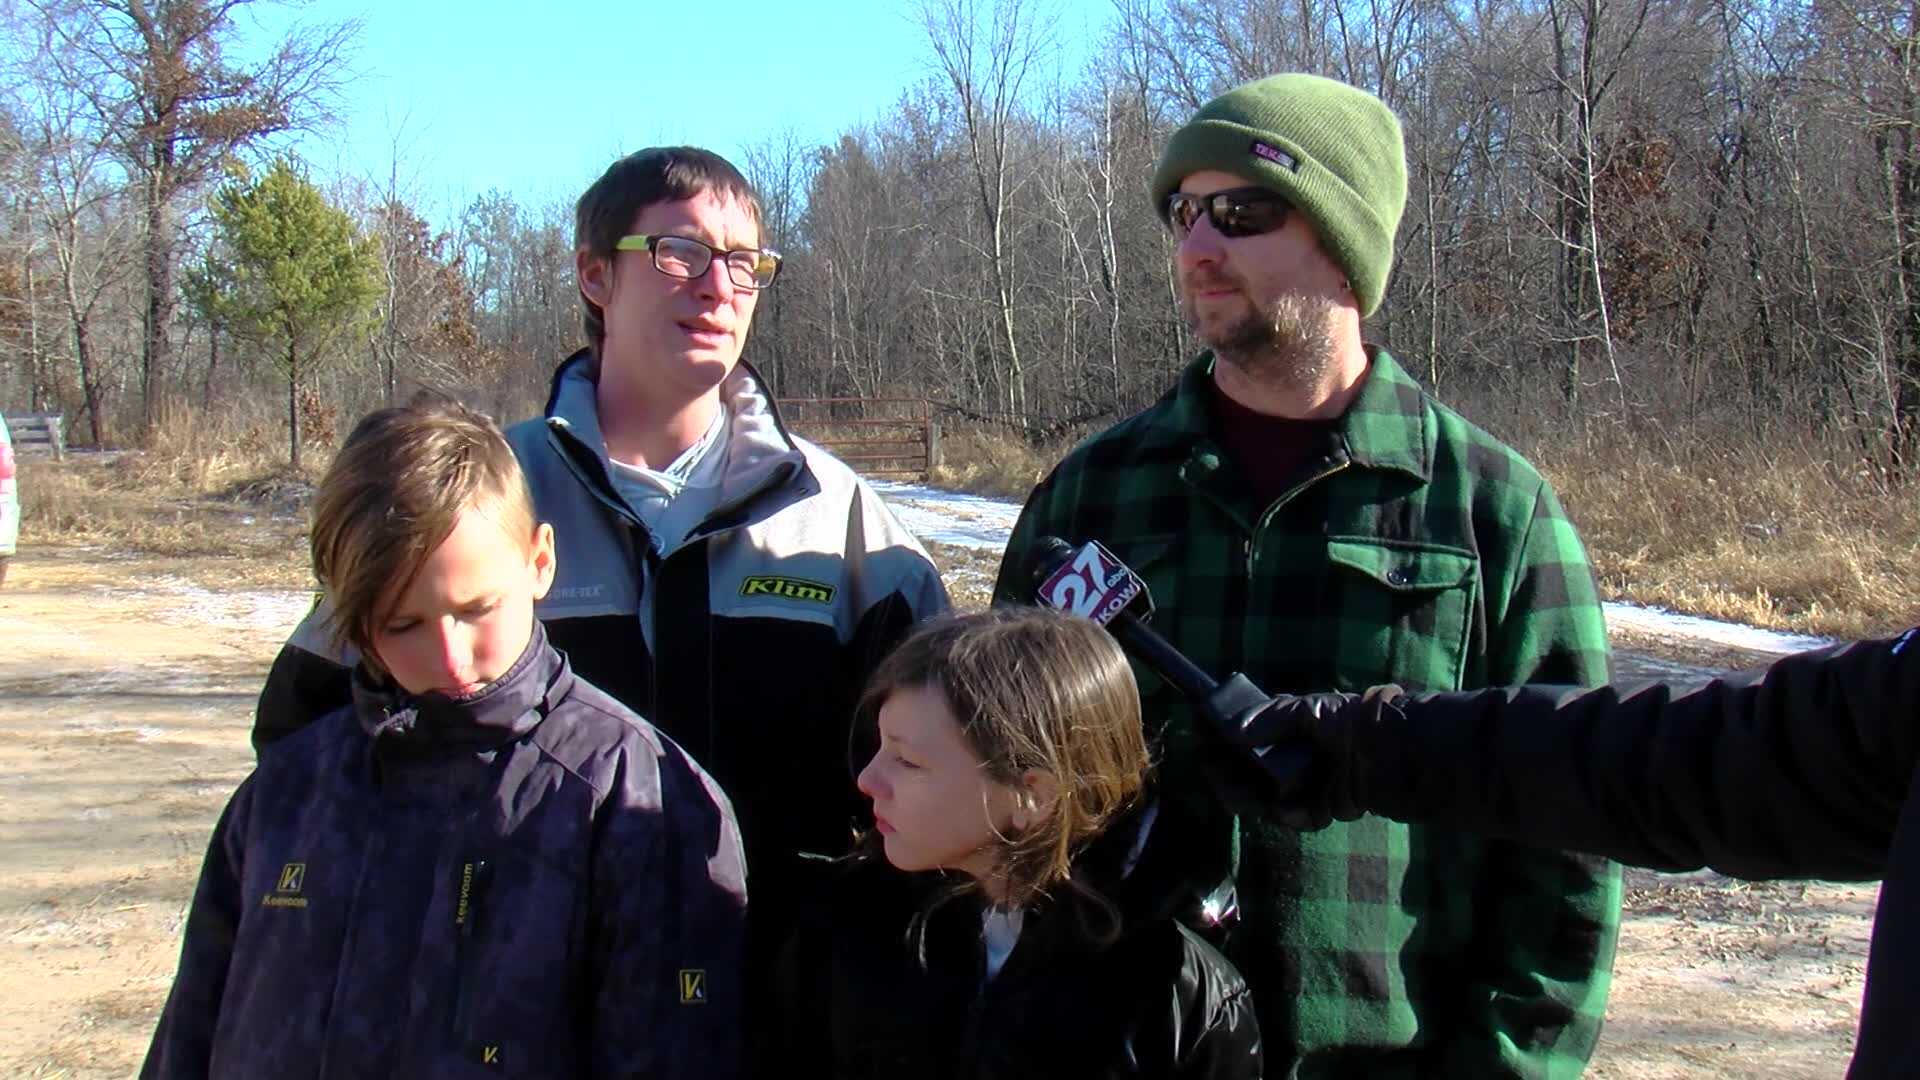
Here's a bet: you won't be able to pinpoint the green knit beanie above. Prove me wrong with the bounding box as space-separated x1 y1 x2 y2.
1151 73 1407 317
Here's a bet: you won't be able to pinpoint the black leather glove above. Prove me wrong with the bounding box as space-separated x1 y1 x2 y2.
1219 685 1404 830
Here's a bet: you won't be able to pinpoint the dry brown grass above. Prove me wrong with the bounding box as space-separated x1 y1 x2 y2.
19 453 312 590
929 426 1079 500
15 403 315 588
923 541 1002 614
1533 431 1917 640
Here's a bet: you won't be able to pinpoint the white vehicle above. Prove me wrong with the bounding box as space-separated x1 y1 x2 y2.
0 415 16 585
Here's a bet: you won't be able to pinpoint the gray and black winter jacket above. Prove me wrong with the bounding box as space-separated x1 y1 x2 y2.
145 625 748 1079
253 351 948 957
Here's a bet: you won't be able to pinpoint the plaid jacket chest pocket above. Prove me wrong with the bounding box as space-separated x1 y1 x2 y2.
1321 538 1478 693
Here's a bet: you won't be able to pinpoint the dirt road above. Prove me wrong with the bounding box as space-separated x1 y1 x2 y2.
0 550 295 1077
0 545 1878 1077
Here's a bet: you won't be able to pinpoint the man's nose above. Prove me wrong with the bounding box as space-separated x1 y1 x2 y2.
1175 216 1227 270
692 253 736 300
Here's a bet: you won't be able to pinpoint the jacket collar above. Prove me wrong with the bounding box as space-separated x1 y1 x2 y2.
897 797 1174 968
540 348 817 539
352 622 570 756
1153 347 1434 484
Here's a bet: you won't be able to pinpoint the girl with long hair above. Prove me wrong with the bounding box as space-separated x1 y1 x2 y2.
775 606 1261 1078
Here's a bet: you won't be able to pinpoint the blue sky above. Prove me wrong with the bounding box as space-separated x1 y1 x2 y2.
234 0 1106 228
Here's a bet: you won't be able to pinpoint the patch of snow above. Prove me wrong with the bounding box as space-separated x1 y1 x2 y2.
53 668 247 697
62 714 180 741
140 576 313 634
869 480 1025 551
1604 602 1831 657
7 920 78 943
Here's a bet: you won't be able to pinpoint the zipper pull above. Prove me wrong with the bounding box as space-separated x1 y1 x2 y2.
455 858 490 937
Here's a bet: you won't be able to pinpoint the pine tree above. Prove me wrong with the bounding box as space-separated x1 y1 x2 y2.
197 160 379 468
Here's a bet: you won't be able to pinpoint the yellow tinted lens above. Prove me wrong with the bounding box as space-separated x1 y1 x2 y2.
653 236 707 276
725 250 778 287
750 252 780 285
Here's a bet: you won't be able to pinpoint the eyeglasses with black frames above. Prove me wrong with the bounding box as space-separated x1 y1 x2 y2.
1163 187 1293 240
614 234 783 290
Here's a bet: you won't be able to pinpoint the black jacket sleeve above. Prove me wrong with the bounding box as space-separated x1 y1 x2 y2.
1356 632 1920 880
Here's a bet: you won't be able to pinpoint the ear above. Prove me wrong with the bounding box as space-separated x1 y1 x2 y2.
576 246 612 308
528 522 557 601
1009 768 1060 832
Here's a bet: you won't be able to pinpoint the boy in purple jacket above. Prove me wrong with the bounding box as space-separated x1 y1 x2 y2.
143 393 748 1079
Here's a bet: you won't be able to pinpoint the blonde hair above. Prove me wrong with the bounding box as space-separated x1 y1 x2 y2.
310 391 535 663
859 606 1150 909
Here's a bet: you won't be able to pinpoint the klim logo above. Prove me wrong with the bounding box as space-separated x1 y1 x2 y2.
262 862 309 909
679 969 708 1005
739 576 836 605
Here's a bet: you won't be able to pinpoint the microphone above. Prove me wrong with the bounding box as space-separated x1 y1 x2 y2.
1028 536 1282 751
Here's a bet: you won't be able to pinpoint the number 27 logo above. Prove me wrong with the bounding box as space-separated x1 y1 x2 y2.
1039 540 1144 626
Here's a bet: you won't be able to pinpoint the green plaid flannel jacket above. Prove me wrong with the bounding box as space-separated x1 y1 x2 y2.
994 349 1621 1078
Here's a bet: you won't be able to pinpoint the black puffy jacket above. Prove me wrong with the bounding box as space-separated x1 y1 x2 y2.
773 807 1262 1080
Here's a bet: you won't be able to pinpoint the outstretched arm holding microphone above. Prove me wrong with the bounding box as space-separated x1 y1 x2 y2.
1214 631 1920 1078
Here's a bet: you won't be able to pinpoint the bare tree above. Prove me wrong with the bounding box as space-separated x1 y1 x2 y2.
743 127 817 394
921 0 1055 425
30 0 356 433
26 76 133 443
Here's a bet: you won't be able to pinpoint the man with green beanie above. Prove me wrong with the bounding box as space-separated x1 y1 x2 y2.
995 73 1620 1076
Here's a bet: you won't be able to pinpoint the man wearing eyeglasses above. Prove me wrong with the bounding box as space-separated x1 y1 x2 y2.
254 147 948 1013
996 75 1618 1076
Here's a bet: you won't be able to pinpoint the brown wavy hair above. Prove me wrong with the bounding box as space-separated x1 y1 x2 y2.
857 606 1150 909
309 390 535 670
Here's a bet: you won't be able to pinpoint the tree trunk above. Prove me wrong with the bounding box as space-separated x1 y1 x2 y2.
288 341 302 470
25 253 42 413
1893 86 1920 470
1425 158 1441 392
141 163 176 437
72 317 105 448
59 245 106 446
1551 1 1581 413
202 324 221 410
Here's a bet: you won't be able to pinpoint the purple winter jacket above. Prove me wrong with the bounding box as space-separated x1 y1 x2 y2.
141 625 748 1078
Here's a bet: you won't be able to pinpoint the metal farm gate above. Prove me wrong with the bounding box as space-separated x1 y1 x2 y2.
775 397 937 479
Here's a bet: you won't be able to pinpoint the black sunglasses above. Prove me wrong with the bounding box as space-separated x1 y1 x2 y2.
1164 187 1293 239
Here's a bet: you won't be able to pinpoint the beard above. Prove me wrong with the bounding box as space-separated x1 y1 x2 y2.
1181 270 1338 393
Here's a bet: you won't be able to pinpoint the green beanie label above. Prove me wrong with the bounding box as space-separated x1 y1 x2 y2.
1250 142 1297 171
